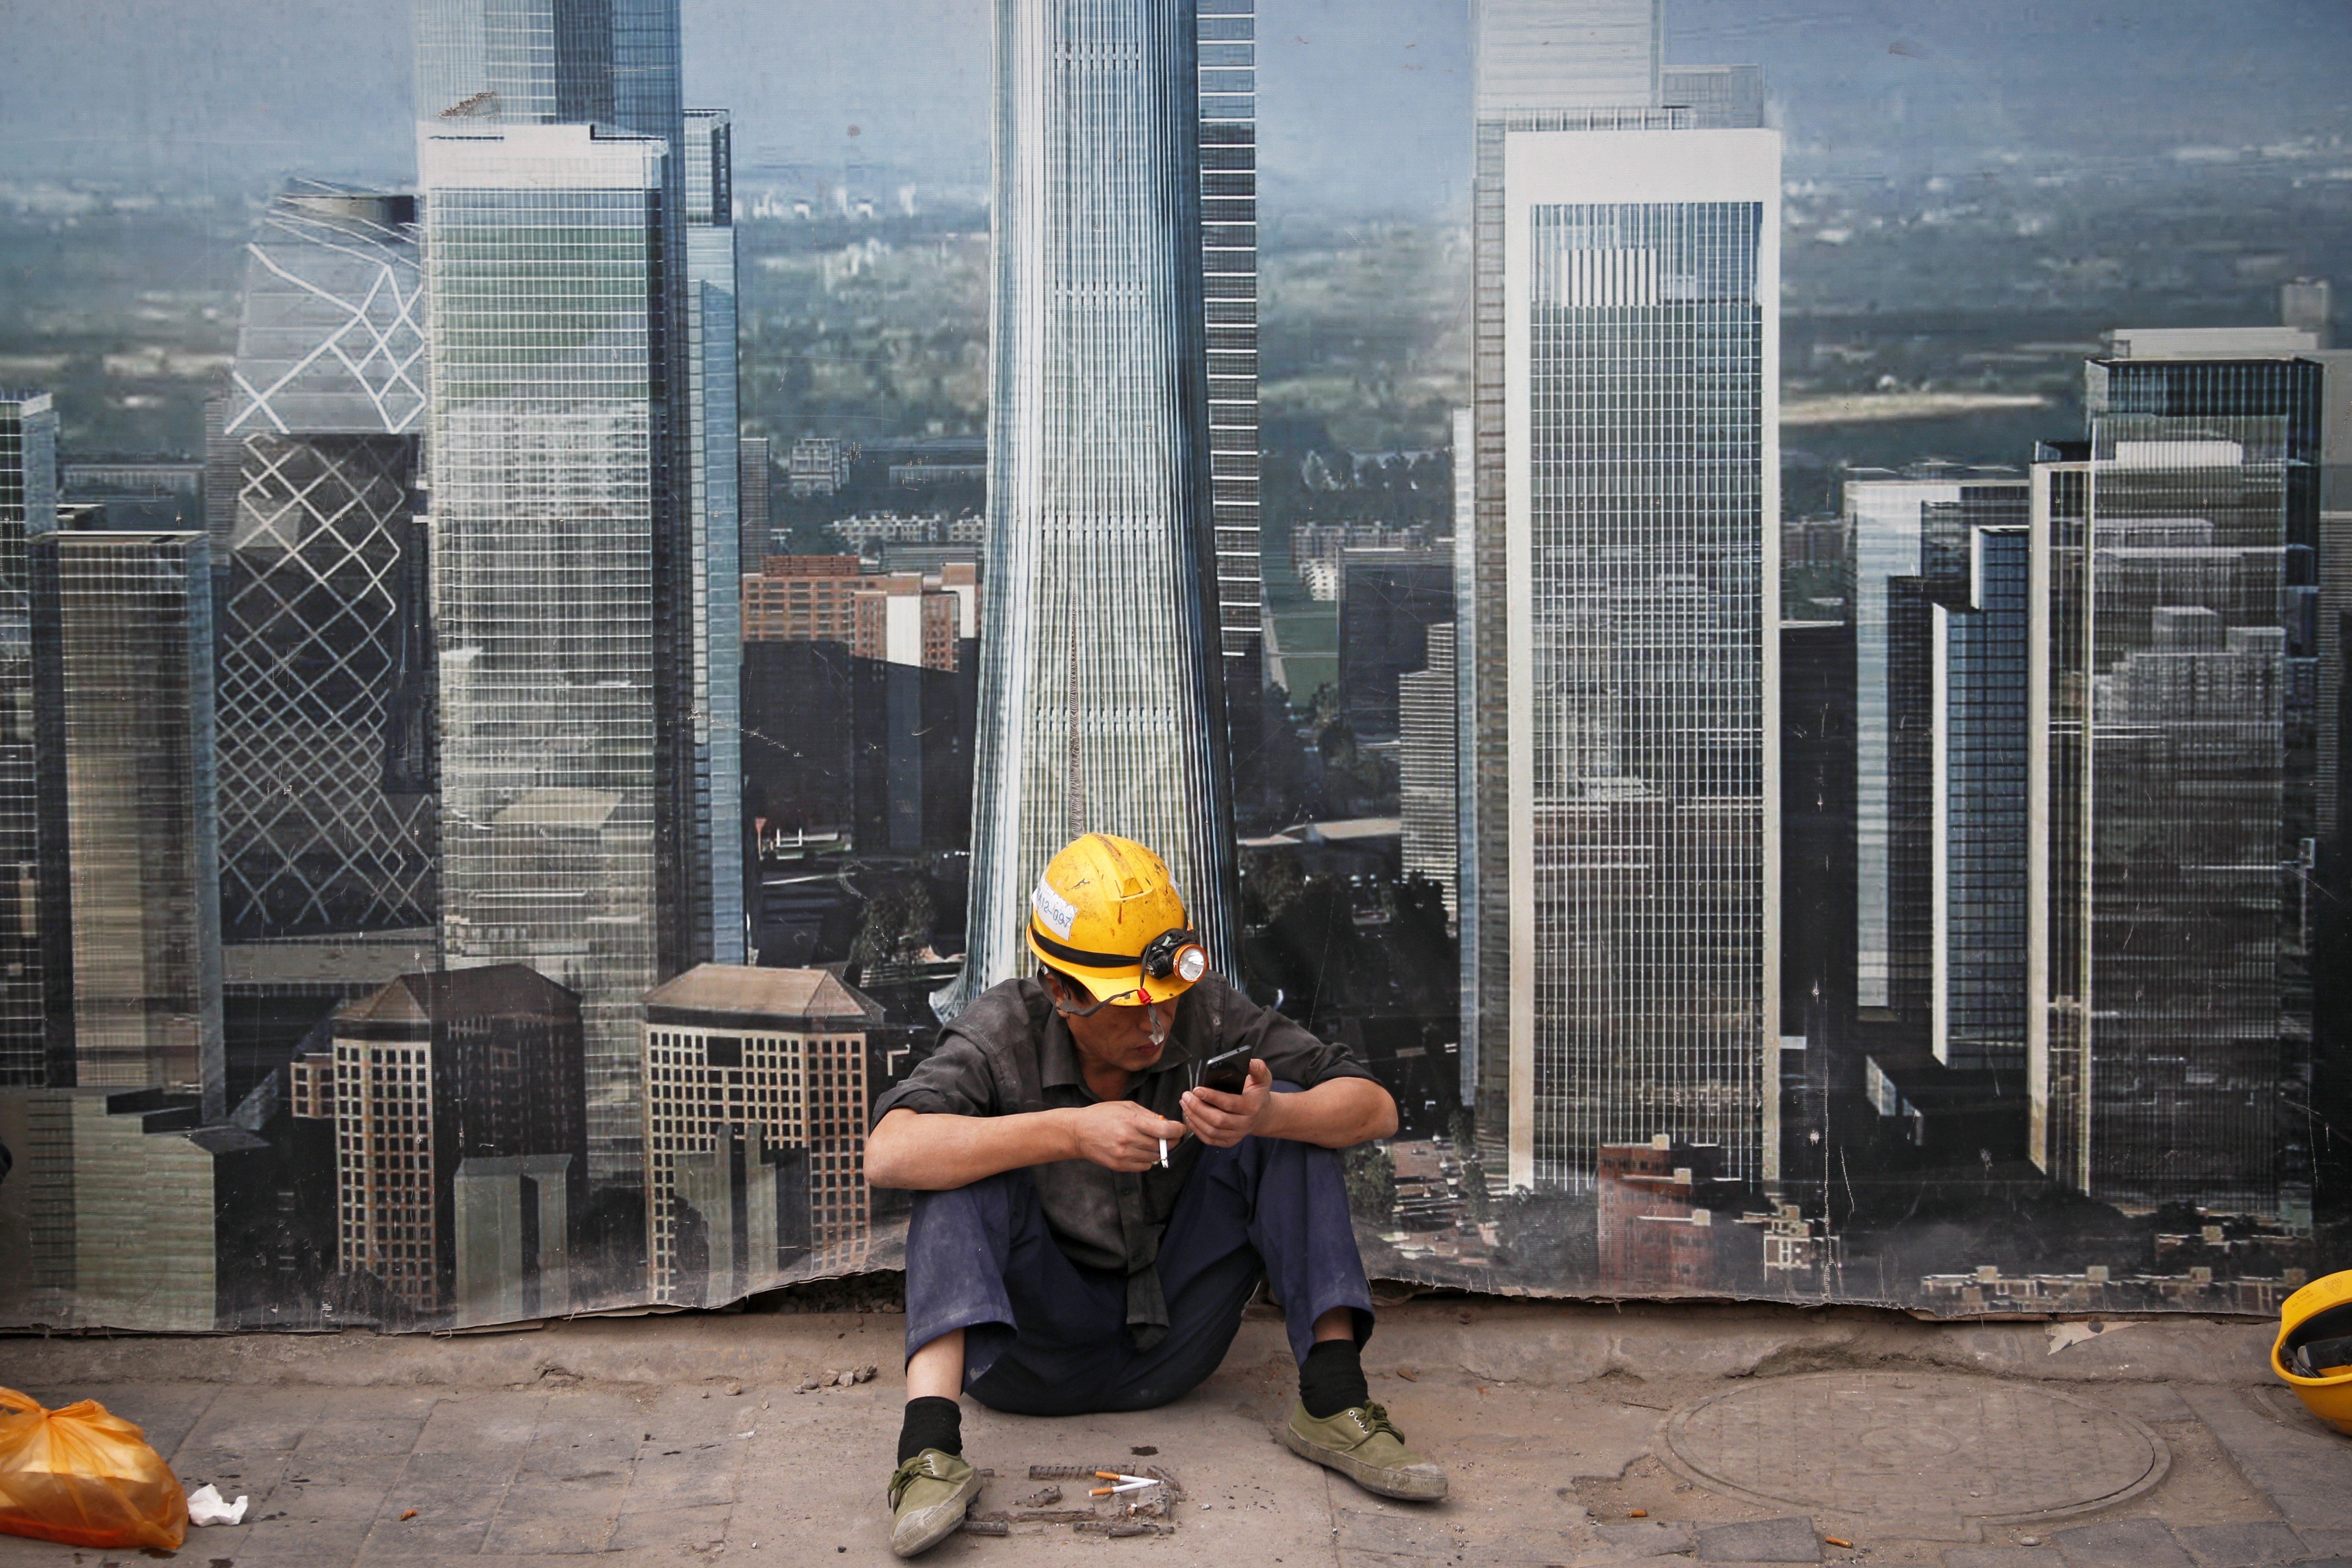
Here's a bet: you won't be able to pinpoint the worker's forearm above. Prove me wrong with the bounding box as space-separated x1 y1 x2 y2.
863 1106 1077 1190
1255 1077 1398 1148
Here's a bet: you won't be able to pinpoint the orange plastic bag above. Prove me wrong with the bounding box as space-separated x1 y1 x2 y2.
0 1386 188 1551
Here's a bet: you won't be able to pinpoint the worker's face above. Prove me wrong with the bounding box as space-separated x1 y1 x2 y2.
1049 976 1177 1076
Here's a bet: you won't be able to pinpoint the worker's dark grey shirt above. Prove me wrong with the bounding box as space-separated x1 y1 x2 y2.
869 973 1374 1345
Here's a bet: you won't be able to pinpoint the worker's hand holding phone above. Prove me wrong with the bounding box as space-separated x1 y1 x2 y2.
1181 1048 1270 1148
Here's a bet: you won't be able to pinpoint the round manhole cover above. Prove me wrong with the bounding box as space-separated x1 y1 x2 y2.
1663 1373 2169 1530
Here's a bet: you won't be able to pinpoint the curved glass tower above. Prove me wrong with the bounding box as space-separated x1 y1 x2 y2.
947 0 1240 1012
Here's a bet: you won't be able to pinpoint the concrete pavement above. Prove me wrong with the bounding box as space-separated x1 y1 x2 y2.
0 1298 2344 1568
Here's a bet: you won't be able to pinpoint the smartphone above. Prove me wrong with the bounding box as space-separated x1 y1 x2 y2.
1198 1045 1251 1096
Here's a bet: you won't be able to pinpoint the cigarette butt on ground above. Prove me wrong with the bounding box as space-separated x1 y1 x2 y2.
1094 1472 1122 1481
400 1509 419 1520
1827 1538 1854 1550
1627 1509 1647 1518
1090 1487 1115 1497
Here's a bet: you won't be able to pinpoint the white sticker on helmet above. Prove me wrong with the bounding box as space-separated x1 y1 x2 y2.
1031 877 1080 940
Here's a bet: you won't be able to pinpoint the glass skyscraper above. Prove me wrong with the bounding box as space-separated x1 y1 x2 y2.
420 122 667 1194
215 186 436 939
1466 0 1779 1192
30 523 223 1117
0 393 54 1086
1930 504 2032 1071
2060 355 2320 1216
948 0 1241 1009
683 109 744 968
416 0 738 1192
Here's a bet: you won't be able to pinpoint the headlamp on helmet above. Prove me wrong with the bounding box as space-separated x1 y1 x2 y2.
1140 926 1208 986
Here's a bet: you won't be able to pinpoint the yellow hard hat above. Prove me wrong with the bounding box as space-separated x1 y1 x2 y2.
2272 1269 2352 1434
1025 833 1208 1007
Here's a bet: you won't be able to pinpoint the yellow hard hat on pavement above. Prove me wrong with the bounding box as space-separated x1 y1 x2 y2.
1025 833 1208 1008
2273 1269 2352 1434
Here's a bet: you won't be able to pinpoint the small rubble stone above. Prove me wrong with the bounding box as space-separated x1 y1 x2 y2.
2050 1519 2194 1568
795 1377 821 1393
725 1382 743 1396
1697 1517 1823 1564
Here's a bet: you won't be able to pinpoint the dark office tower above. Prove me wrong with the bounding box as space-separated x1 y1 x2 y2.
1843 469 2030 1065
30 519 223 1116
1467 0 1779 1192
2052 355 2322 1220
1777 616 1856 1180
738 435 773 569
948 0 1240 1011
1198 0 1264 808
1925 499 2033 1072
318 964 586 1322
1337 549 1454 743
215 186 434 940
0 394 54 1086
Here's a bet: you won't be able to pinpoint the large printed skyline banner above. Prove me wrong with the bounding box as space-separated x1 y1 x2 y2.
0 0 2348 1331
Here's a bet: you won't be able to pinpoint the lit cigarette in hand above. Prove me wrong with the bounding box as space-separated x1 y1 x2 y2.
1158 1138 1168 1168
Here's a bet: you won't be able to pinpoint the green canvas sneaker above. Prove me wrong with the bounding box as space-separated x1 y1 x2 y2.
1279 1399 1449 1500
886 1447 982 1558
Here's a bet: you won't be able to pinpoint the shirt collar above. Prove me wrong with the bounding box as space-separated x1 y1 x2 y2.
1039 1007 1084 1091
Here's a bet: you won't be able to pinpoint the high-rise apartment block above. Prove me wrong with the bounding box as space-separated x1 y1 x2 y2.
317 964 585 1320
742 555 974 670
640 964 878 1303
0 393 55 1085
1398 623 1459 917
30 521 223 1116
743 556 865 641
738 434 773 568
788 436 851 497
1465 0 1780 1191
952 0 1241 1009
215 185 435 940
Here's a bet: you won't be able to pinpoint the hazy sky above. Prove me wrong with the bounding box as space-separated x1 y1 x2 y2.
6 1 2350 212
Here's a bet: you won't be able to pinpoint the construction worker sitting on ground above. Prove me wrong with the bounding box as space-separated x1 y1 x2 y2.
864 831 1448 1557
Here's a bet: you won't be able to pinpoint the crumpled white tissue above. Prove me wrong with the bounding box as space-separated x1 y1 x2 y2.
186 1482 249 1526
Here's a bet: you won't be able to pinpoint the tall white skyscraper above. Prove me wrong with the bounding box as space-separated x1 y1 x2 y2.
947 0 1240 1010
420 122 668 1194
1465 0 1780 1192
415 0 739 1193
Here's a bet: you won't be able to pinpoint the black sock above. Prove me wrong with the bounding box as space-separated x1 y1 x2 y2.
1298 1337 1369 1419
898 1395 962 1464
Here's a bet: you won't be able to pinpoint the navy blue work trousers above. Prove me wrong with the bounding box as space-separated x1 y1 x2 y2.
900 1121 1374 1417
